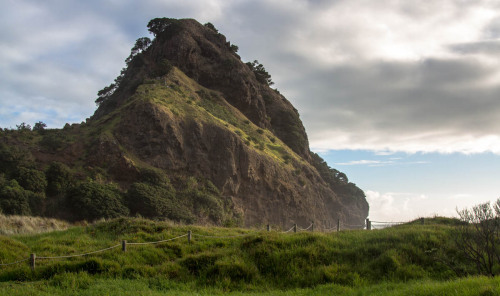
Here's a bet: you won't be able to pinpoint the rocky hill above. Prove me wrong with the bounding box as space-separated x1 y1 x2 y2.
0 18 368 228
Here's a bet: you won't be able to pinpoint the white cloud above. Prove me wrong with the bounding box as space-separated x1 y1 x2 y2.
365 189 500 222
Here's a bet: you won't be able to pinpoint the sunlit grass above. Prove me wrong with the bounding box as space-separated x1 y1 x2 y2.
0 217 487 294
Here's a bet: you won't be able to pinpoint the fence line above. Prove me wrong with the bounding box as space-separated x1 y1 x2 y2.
192 233 251 239
0 218 423 269
127 234 188 245
0 258 29 266
298 223 314 231
37 244 121 260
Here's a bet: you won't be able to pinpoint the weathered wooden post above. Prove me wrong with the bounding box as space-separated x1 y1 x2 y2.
366 218 371 230
29 253 36 271
267 224 270 232
122 240 127 252
420 217 425 225
293 224 297 233
311 222 314 232
337 219 340 232
188 230 192 244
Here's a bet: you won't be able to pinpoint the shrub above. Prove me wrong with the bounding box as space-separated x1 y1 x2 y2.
126 182 173 218
66 181 129 221
139 168 169 186
40 133 64 152
0 180 31 215
45 162 74 196
126 182 193 222
181 178 226 223
17 167 47 193
0 143 34 177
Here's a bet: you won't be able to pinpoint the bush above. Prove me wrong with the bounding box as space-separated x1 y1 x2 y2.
40 133 64 152
45 162 74 196
126 182 193 222
455 198 500 276
0 143 34 177
66 181 129 221
139 168 169 186
17 167 47 193
0 180 31 215
181 178 225 223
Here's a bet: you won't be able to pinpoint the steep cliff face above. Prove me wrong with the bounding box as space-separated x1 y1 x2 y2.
88 17 369 228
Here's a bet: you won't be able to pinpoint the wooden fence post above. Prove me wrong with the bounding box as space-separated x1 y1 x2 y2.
337 219 340 232
311 222 314 232
122 240 127 252
188 231 192 244
293 224 297 233
267 224 270 232
366 219 371 230
29 253 36 271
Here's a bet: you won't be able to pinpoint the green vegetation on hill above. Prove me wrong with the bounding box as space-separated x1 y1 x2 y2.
0 217 497 295
0 66 310 224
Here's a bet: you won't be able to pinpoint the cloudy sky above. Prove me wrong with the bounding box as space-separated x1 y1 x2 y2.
2 0 500 221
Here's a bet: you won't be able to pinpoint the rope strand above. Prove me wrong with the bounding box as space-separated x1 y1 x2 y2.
0 258 29 266
127 234 188 245
37 244 121 259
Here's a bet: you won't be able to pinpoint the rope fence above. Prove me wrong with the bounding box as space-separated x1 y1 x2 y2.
0 218 425 270
0 258 29 266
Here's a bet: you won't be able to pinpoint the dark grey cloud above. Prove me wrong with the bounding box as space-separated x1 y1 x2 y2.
450 40 500 55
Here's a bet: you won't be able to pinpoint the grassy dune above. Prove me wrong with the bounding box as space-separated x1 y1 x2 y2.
0 217 497 295
0 214 70 235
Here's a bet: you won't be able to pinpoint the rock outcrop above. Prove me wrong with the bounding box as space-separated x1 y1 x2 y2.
90 18 368 228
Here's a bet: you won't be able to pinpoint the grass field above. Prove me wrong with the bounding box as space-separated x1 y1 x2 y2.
0 217 497 295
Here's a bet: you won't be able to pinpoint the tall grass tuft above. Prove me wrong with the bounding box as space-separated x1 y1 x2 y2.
0 215 70 235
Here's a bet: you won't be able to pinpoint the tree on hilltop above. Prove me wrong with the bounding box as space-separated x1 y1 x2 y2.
246 60 274 86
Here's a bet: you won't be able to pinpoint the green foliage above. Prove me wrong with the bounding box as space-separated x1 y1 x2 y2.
39 132 64 152
0 180 31 215
0 143 34 178
230 44 239 53
147 18 179 37
246 60 274 86
204 22 218 33
125 37 151 64
156 59 173 77
196 90 239 126
310 152 366 204
33 121 47 132
66 181 129 221
138 168 170 186
16 167 47 193
95 83 117 106
179 177 226 224
126 182 192 222
45 162 74 197
49 271 92 290
16 122 31 131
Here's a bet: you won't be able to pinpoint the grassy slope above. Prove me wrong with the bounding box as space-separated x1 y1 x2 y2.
0 217 494 295
87 68 306 172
